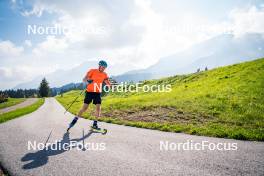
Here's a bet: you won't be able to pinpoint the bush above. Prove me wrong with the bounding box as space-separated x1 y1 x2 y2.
0 94 8 103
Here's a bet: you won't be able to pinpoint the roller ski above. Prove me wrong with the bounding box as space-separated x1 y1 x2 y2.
90 126 107 135
90 121 107 135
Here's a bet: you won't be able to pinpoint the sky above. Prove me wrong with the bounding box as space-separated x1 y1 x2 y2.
0 0 264 90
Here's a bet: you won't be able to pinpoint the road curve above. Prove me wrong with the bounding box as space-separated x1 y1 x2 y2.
0 98 263 176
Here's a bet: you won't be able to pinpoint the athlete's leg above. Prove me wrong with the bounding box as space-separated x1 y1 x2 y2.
78 103 89 117
92 104 101 128
67 103 89 131
95 104 101 118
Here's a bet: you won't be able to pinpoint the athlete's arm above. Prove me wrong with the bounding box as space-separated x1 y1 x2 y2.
84 69 93 83
104 78 111 86
103 73 111 88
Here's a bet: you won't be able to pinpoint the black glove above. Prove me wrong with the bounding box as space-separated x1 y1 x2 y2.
87 79 93 84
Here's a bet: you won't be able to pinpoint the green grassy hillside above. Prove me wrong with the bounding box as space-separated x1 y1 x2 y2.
57 58 264 141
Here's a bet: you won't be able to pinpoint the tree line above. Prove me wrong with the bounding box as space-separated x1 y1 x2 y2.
1 77 119 99
0 89 38 98
0 78 51 98
0 78 84 98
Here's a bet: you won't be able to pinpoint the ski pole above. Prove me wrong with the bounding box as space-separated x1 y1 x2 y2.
64 89 86 114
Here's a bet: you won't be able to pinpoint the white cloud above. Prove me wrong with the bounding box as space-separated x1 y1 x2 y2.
0 67 25 81
24 40 32 47
32 36 68 55
0 66 38 90
21 2 47 17
17 0 213 69
229 5 264 36
0 40 24 57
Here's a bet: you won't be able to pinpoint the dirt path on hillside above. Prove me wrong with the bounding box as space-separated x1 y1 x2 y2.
0 98 38 114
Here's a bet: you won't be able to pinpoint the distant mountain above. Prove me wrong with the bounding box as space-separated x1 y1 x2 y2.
113 33 264 82
13 60 139 89
13 61 98 89
50 82 83 96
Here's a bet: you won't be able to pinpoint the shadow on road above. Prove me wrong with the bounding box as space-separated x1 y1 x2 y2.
21 129 96 169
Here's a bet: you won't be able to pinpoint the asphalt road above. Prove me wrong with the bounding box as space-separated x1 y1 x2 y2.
0 98 263 176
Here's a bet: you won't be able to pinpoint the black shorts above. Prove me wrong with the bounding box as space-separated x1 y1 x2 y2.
84 92 101 104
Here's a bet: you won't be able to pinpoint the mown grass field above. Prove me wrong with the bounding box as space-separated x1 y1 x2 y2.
0 98 25 109
0 98 45 123
56 58 264 141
